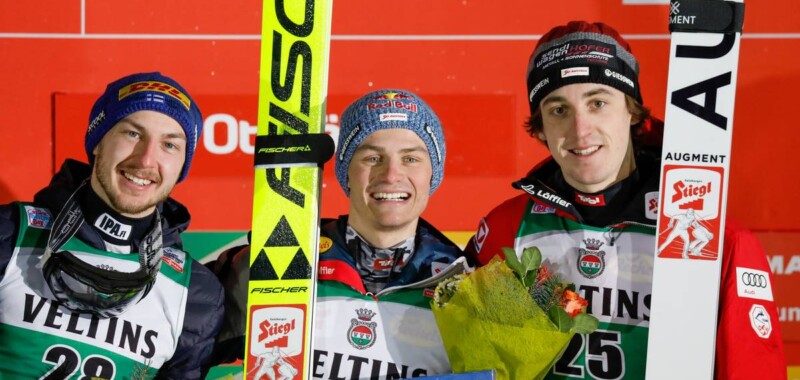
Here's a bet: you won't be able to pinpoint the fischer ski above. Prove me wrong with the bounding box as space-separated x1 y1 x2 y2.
646 0 745 379
244 1 334 379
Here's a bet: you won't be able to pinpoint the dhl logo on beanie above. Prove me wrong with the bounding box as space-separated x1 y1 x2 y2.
118 81 192 110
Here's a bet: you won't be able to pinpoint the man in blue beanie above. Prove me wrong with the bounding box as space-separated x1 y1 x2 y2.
211 89 470 378
0 72 224 378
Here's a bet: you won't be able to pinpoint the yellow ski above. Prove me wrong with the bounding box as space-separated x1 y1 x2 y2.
245 1 333 379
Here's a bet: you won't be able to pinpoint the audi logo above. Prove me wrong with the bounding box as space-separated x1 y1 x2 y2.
742 272 768 288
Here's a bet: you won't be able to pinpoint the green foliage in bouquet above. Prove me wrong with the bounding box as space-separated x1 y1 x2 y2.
503 246 598 334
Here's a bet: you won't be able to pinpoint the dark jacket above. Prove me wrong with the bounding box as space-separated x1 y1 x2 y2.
0 159 224 379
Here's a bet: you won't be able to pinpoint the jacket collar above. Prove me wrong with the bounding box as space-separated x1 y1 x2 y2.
514 152 660 227
33 159 190 250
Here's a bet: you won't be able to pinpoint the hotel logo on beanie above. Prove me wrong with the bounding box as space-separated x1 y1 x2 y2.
335 89 446 196
85 72 203 183
526 21 642 114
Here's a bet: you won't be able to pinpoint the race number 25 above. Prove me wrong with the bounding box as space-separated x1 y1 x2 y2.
553 329 625 380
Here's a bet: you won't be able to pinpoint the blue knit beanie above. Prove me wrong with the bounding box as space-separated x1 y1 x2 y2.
85 72 203 183
335 89 446 196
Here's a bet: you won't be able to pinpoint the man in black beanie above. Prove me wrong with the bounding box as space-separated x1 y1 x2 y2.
466 21 786 379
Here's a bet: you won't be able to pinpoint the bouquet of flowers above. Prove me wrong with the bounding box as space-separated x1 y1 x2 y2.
432 247 598 380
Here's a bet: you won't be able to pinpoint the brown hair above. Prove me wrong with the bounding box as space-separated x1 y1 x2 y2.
524 94 651 146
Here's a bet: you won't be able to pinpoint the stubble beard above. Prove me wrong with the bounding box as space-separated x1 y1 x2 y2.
93 154 172 217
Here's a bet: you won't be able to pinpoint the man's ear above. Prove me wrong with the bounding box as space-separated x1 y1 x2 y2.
537 132 546 141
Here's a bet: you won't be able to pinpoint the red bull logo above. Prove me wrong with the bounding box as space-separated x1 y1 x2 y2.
367 100 418 113
368 92 418 113
373 91 413 101
118 81 192 110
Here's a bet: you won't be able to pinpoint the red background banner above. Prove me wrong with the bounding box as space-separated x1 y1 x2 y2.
2 0 799 371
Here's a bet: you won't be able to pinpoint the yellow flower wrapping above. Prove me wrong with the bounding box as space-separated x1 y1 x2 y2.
432 258 573 380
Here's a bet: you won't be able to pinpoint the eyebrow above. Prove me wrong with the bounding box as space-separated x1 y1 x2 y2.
125 120 187 140
540 87 615 106
355 143 428 154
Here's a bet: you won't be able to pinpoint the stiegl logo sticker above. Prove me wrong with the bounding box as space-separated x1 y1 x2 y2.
247 305 305 379
645 191 659 220
657 165 723 260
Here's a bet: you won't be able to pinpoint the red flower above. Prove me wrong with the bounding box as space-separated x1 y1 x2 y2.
559 290 589 318
536 265 552 285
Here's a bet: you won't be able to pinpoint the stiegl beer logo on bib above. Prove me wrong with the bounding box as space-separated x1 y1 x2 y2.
348 308 378 350
577 238 606 279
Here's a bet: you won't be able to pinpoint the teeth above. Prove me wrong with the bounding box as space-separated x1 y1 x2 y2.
373 192 409 201
572 146 600 156
124 172 152 186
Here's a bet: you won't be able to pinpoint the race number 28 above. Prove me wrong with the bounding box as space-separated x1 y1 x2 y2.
40 345 116 380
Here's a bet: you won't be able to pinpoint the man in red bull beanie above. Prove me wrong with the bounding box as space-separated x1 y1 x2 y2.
0 72 223 378
466 21 786 379
209 89 471 378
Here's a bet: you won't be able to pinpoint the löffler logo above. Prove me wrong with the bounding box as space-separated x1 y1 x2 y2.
657 165 724 260
248 305 306 379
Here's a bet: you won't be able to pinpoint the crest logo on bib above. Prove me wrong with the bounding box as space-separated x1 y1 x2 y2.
577 238 606 279
348 308 378 350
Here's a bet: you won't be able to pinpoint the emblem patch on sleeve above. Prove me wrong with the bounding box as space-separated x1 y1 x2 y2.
736 267 773 301
473 219 489 253
749 304 772 339
24 206 51 229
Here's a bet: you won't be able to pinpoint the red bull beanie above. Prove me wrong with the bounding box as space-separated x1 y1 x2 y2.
335 89 446 196
526 21 642 114
85 72 203 183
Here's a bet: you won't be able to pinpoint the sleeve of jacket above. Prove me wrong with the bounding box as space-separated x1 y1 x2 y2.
0 203 20 283
714 218 787 380
156 259 225 380
207 244 250 365
464 194 530 266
